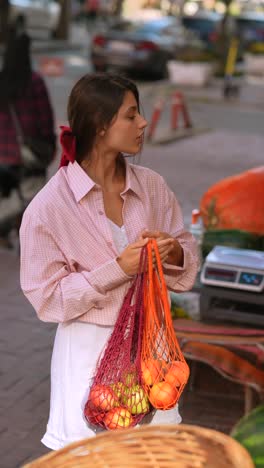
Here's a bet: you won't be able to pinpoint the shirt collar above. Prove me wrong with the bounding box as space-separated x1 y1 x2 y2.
66 159 142 203
66 161 97 202
123 159 142 199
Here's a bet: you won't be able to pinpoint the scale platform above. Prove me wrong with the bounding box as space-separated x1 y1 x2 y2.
200 246 264 326
201 246 264 292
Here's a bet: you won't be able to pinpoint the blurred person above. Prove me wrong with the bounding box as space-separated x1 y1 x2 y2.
20 73 198 450
0 25 56 247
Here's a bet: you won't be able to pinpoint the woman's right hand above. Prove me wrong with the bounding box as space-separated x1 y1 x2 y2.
117 238 149 276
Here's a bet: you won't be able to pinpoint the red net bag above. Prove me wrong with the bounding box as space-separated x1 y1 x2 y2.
141 239 190 410
84 248 150 431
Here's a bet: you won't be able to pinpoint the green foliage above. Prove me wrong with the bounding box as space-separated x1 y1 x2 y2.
202 229 264 259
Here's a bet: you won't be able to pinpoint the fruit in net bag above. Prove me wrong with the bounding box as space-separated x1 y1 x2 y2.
141 359 164 386
149 381 179 410
89 384 118 411
104 407 133 430
122 384 150 415
164 361 190 387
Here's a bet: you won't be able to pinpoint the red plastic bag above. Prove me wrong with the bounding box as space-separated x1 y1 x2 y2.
141 240 190 410
84 248 150 431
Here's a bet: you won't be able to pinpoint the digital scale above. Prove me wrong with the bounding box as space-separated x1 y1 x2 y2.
201 246 264 292
200 246 264 326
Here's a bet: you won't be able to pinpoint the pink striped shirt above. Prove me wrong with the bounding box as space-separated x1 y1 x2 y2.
20 160 198 325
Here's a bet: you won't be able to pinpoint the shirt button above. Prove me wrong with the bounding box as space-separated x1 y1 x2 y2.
98 210 104 215
107 242 112 247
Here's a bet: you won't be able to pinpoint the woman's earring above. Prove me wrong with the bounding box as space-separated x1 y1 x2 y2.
100 129 105 137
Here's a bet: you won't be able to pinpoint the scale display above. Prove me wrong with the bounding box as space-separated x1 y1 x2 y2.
201 246 264 292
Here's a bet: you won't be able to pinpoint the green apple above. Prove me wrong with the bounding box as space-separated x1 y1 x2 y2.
124 384 150 415
110 382 127 400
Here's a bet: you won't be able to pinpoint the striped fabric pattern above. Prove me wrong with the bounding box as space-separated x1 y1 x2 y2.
20 160 198 325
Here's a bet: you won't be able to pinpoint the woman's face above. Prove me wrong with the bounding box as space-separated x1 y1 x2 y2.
102 91 148 155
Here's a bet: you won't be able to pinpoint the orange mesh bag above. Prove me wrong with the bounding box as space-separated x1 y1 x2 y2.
141 239 190 410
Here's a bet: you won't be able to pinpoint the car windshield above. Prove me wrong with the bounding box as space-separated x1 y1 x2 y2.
110 19 177 34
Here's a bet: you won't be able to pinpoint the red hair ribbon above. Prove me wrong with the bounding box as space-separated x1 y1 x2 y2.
59 125 76 167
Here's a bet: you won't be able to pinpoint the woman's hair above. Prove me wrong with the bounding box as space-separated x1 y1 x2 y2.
0 26 32 106
67 73 140 163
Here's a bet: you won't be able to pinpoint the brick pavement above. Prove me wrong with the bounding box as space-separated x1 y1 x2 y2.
1 128 264 467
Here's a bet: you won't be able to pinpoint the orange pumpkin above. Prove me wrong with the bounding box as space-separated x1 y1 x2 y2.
200 167 264 235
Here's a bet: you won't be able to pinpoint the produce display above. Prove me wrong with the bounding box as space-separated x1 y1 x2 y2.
200 166 264 234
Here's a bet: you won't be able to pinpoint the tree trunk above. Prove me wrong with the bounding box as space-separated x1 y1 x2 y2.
112 0 124 16
54 0 71 40
215 0 232 75
0 0 10 44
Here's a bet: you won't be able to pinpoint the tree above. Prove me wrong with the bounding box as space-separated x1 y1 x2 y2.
215 0 233 74
54 0 71 40
0 0 10 44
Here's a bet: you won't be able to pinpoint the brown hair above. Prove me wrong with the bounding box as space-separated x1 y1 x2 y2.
67 73 140 163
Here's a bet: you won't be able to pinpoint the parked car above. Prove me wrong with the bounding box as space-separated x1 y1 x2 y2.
90 16 202 77
9 0 61 38
234 12 264 51
182 11 222 50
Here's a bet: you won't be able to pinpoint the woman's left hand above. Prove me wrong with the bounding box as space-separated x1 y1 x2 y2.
140 230 183 267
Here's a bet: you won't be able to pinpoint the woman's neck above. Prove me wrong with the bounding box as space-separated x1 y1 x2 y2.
81 152 125 190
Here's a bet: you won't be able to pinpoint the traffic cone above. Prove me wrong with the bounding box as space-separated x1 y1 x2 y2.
171 92 192 130
39 57 64 77
147 98 165 141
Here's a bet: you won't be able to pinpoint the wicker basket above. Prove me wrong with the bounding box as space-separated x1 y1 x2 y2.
23 424 254 468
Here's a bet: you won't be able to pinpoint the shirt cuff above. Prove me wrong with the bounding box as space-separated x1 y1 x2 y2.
163 248 187 273
82 258 131 294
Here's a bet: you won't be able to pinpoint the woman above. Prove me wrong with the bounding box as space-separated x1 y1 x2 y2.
0 26 56 246
20 73 198 450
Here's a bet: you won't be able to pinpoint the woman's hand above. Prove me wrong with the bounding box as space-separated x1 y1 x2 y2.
116 238 150 276
141 230 184 267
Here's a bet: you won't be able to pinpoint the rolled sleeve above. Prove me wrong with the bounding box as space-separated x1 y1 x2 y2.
20 213 130 323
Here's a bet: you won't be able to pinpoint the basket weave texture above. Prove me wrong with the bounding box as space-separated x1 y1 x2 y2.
23 424 254 468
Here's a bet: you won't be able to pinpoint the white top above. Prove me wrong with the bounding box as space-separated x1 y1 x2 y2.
107 218 129 254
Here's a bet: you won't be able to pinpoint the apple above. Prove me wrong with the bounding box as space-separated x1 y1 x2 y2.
141 359 164 386
164 361 190 387
123 384 150 415
149 381 179 410
104 407 133 430
84 404 105 426
110 382 127 400
89 384 118 411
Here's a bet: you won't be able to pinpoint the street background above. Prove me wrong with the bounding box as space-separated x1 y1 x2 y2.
0 19 264 468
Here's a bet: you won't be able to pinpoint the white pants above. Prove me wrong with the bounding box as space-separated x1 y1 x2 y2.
42 322 181 450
